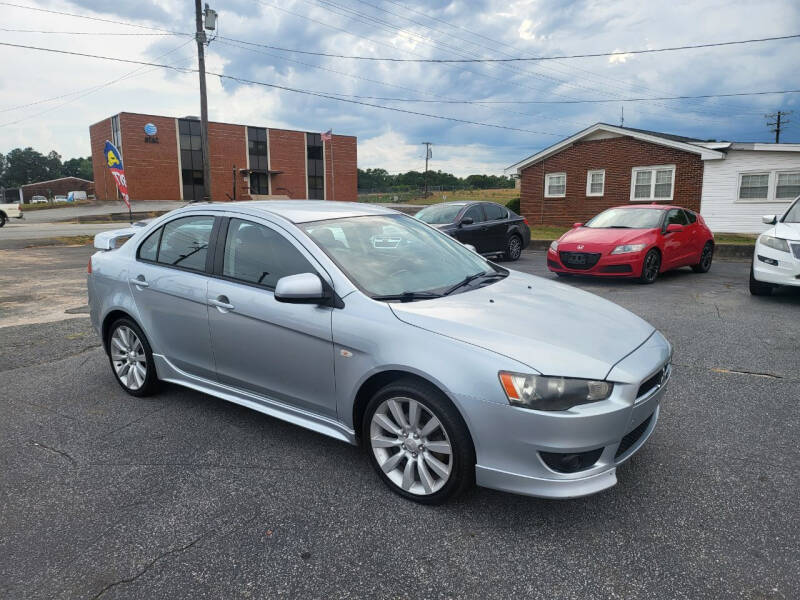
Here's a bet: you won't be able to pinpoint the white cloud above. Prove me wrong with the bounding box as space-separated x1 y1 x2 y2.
608 51 633 64
518 19 537 41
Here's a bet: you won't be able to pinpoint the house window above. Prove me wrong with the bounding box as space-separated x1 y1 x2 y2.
586 170 605 196
630 165 675 201
545 172 566 197
776 172 800 200
738 173 769 200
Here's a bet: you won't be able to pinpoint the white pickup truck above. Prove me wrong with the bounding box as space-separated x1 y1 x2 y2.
0 201 23 227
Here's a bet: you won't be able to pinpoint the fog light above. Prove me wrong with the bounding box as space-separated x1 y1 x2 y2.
540 448 603 473
757 254 779 266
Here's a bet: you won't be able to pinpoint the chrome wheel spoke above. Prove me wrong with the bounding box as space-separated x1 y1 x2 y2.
407 399 420 429
371 434 402 448
420 415 441 438
374 413 402 436
423 452 449 478
381 450 405 473
424 440 451 455
417 455 435 494
387 399 409 430
401 458 415 490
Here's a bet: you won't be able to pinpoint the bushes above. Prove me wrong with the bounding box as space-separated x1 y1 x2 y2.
505 196 520 214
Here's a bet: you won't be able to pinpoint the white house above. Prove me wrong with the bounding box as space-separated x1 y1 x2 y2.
696 142 800 233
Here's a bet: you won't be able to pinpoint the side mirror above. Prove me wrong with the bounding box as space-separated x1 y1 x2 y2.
459 217 474 227
665 224 684 234
463 243 477 252
274 273 328 304
572 222 583 228
762 214 777 225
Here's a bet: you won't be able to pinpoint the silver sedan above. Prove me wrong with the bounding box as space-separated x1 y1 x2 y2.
88 201 671 504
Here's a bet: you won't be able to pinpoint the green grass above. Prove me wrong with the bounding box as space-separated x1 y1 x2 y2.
406 188 519 205
713 233 757 245
530 226 570 240
21 200 90 211
25 235 94 248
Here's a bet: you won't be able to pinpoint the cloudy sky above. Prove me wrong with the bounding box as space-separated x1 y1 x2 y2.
1 0 799 176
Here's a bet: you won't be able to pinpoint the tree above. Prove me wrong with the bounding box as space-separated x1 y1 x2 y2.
0 152 6 186
63 156 93 180
1 147 63 187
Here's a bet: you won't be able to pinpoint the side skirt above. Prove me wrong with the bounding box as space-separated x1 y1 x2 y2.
153 354 357 445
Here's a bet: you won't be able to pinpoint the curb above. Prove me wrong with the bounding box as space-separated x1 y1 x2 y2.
525 240 754 259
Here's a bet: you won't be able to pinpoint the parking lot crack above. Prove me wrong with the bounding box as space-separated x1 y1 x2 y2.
711 367 783 379
89 531 210 600
31 441 77 465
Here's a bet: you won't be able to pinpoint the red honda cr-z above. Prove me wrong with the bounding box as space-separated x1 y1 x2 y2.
546 205 714 283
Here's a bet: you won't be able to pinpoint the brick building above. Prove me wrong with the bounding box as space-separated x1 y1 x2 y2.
507 123 724 228
89 112 357 202
19 177 95 203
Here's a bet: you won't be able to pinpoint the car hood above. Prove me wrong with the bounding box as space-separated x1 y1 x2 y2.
558 227 655 249
766 222 800 241
389 270 655 381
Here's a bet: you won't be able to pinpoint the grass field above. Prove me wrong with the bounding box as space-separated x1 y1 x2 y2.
407 188 518 205
20 200 90 212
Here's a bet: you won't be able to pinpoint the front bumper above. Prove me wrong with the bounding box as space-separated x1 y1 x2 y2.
472 331 672 499
547 246 644 277
752 242 800 287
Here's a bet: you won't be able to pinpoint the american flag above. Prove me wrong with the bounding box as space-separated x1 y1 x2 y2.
321 129 332 142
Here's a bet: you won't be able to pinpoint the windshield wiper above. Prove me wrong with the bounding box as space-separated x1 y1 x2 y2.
443 271 506 296
372 291 443 302
607 225 632 228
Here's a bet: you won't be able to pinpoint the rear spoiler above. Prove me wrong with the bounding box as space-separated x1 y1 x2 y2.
93 225 140 250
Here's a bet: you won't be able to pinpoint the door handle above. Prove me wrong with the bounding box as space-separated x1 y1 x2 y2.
129 276 149 288
208 296 234 311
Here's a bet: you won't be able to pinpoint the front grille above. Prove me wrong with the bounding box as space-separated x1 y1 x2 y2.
559 251 601 270
791 244 800 259
601 264 633 273
615 415 653 459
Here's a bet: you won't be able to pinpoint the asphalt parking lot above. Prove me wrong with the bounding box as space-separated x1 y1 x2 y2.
1 245 798 599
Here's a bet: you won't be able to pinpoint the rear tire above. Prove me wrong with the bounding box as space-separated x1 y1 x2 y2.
505 234 523 261
639 249 661 284
692 242 714 273
749 262 774 296
0 212 6 228
106 317 159 397
363 378 474 505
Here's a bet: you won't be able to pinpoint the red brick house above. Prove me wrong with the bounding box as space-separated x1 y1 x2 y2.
89 112 357 203
19 177 95 203
507 123 725 227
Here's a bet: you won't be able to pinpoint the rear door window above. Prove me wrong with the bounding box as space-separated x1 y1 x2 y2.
156 216 214 271
483 203 507 221
137 227 162 262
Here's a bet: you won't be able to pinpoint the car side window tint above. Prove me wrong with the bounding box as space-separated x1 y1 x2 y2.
667 209 688 226
463 205 486 223
684 210 697 224
156 216 214 272
223 219 315 288
483 203 507 221
138 227 162 261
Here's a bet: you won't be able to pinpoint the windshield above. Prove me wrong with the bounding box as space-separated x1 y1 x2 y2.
585 208 664 229
783 197 800 223
302 214 498 298
415 204 465 225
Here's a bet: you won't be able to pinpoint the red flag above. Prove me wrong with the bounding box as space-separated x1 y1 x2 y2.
321 129 332 142
104 140 130 208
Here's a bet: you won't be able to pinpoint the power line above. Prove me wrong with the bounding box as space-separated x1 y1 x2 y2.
215 32 800 63
0 41 566 136
0 2 181 33
0 27 186 36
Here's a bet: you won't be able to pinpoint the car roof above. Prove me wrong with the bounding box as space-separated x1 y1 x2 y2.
610 204 684 211
183 200 399 224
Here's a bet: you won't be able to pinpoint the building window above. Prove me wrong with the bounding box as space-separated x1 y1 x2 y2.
630 165 675 201
776 172 800 200
306 133 324 200
544 172 566 198
586 170 605 196
738 173 770 200
178 119 204 201
111 114 122 148
250 172 269 195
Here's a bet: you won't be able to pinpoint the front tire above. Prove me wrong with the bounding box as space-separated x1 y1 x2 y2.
363 378 474 504
505 234 523 261
692 242 714 273
106 318 159 396
0 212 6 228
639 249 661 284
749 262 774 296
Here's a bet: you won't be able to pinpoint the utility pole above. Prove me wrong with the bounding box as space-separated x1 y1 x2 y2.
194 1 216 201
620 105 624 127
421 142 432 197
765 110 792 143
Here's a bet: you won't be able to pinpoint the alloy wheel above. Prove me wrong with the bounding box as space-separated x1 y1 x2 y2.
110 325 147 390
369 397 453 495
507 236 522 260
701 244 713 269
643 250 660 282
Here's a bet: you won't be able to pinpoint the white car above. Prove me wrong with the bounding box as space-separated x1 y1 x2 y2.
54 195 68 203
750 195 800 296
30 195 48 204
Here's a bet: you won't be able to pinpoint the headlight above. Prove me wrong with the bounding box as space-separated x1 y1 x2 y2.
610 243 646 255
499 371 613 411
759 234 790 253
549 240 558 252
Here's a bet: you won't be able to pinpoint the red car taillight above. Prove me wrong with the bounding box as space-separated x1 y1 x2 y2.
523 218 529 226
